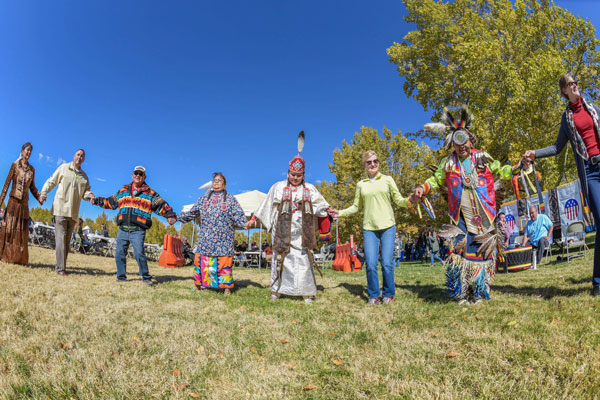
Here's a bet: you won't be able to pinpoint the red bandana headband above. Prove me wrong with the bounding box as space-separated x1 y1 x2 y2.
289 155 305 173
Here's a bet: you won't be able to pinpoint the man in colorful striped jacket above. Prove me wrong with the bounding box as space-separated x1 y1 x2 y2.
92 165 176 285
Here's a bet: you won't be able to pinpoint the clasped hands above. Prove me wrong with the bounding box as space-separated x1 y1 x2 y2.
326 206 338 218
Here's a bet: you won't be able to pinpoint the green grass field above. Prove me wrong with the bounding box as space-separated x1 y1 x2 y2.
0 243 599 399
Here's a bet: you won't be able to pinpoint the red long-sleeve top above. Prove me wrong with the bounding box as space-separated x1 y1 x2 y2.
570 98 600 157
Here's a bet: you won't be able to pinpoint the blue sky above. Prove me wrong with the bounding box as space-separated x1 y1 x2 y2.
0 0 598 224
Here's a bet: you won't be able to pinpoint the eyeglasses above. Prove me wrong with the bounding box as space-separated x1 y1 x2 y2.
133 171 145 177
365 159 379 166
567 81 578 88
213 179 224 183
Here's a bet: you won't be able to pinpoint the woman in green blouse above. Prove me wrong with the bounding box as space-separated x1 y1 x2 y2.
329 150 409 305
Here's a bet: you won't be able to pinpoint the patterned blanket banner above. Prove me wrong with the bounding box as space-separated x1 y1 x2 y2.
499 180 591 240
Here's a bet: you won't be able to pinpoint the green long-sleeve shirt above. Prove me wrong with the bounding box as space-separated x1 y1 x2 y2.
339 173 408 231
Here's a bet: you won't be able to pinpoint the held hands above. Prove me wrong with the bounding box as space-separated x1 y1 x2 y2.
39 194 47 205
326 206 338 219
243 220 253 230
409 187 424 204
167 217 176 226
523 150 536 164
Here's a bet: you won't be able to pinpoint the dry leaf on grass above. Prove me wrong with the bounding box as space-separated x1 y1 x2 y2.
173 368 180 376
332 359 344 365
506 320 517 326
303 384 317 391
526 367 534 372
400 324 407 329
329 332 336 336
418 298 424 302
189 393 202 398
250 347 257 353
172 382 189 390
291 320 297 324
280 339 290 344
446 352 459 358
258 356 264 362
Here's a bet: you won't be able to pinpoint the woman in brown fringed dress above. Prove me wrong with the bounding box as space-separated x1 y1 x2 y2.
0 142 44 265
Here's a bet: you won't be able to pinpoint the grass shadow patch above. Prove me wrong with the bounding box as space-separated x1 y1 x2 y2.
492 283 589 299
395 283 449 303
334 282 368 300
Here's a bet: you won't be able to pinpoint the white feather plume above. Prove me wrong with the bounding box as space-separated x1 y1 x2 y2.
297 130 305 154
424 122 448 135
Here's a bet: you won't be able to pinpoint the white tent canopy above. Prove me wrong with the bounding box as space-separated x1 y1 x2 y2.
181 190 267 218
234 190 267 217
180 189 268 268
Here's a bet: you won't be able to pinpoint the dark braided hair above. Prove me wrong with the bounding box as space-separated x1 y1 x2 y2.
207 172 228 204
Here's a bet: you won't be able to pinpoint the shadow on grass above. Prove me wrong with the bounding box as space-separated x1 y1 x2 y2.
334 282 369 300
234 279 267 291
28 263 113 276
567 277 592 285
492 283 590 299
154 275 193 284
395 284 450 304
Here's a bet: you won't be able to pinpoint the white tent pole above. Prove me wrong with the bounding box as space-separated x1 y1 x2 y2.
259 221 262 270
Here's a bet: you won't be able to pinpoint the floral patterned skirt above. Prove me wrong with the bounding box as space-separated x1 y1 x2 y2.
193 254 234 289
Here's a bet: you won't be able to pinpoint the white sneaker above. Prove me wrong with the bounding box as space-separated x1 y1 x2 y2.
458 299 470 305
303 297 313 304
271 294 279 301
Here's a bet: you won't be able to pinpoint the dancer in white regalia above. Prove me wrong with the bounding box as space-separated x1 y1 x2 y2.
245 132 330 303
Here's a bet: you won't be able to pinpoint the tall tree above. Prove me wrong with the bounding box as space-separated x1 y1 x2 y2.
387 0 600 184
321 126 441 245
29 207 53 224
145 217 177 245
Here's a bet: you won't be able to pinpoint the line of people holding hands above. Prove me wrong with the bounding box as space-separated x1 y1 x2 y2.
1 72 599 301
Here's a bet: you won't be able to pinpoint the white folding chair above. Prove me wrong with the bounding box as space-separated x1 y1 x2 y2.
563 221 589 262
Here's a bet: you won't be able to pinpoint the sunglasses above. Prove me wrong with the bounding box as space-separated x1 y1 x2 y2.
365 159 379 166
567 81 578 88
133 171 145 177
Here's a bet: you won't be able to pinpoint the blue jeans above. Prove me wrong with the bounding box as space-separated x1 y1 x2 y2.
585 164 600 287
394 257 401 268
116 229 151 281
430 250 443 265
364 226 396 299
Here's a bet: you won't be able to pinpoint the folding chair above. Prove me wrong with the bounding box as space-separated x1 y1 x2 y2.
563 221 589 262
513 235 524 247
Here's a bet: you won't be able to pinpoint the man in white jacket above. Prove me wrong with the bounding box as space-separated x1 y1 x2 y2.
40 149 94 275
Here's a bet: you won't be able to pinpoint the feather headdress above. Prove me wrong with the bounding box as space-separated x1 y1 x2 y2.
297 130 305 154
424 105 476 150
289 130 306 173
